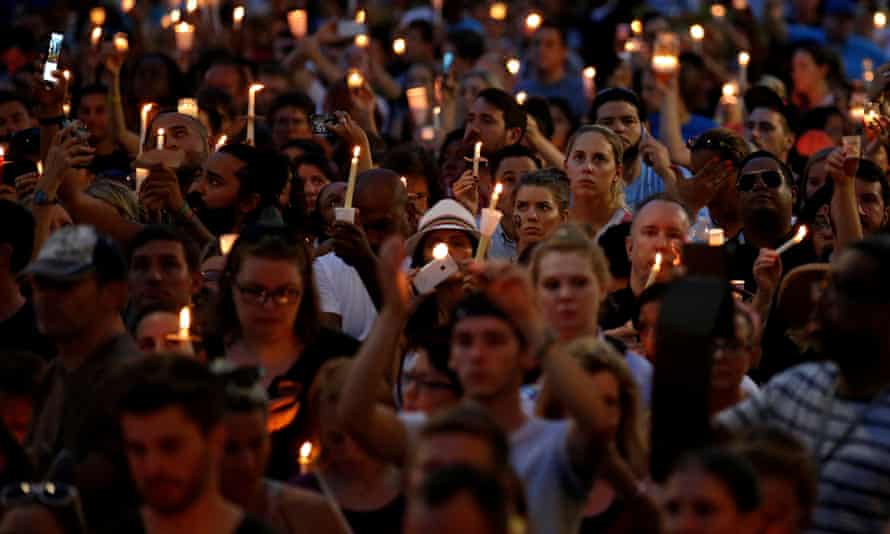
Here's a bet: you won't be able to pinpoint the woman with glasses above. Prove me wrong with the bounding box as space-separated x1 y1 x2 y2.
213 227 360 480
0 482 87 534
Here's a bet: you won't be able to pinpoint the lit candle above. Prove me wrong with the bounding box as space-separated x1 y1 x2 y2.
864 59 875 82
233 5 245 30
865 102 880 128
122 0 135 13
708 228 725 246
219 234 238 255
355 33 370 48
876 11 887 30
506 57 521 76
299 442 313 475
171 9 181 23
215 134 228 151
689 24 704 53
420 126 436 141
414 243 459 294
433 106 441 129
113 32 129 53
247 83 264 146
775 226 808 254
178 306 191 339
738 51 750 88
62 103 70 116
156 128 165 150
62 70 71 83
630 19 643 35
652 54 679 82
174 22 195 52
711 4 727 18
90 6 106 26
732 0 747 10
525 12 542 32
489 2 507 21
186 0 198 14
288 9 308 39
472 141 482 178
90 26 103 48
645 253 663 288
344 146 360 209
582 66 596 99
515 91 528 105
139 103 154 157
37 161 43 176
475 206 503 261
393 37 406 55
178 98 199 118
355 9 367 24
161 14 172 29
134 168 148 194
347 69 364 89
401 176 408 188
406 86 429 126
488 182 503 210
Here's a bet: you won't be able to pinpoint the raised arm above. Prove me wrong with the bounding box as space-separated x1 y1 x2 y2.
104 46 140 156
825 147 864 250
337 237 412 466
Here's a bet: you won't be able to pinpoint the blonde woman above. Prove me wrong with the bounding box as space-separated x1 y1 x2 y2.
564 125 632 239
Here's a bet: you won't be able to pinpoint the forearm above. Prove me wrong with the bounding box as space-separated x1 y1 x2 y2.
108 72 140 155
531 135 565 169
541 344 612 439
832 181 864 250
370 66 402 101
659 95 690 167
58 186 142 244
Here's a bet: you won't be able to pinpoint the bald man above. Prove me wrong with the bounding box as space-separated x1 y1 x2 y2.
314 169 410 340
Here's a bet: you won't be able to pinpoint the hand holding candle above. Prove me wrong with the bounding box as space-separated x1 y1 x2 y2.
219 234 239 255
738 51 750 89
583 67 596 100
774 226 808 255
645 253 663 288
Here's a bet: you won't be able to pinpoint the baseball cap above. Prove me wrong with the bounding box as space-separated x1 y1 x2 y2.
23 225 127 281
405 199 480 263
744 85 798 133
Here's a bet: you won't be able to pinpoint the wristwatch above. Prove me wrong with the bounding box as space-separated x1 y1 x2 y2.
33 190 59 206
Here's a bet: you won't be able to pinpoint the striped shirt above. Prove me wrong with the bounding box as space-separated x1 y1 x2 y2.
716 362 890 534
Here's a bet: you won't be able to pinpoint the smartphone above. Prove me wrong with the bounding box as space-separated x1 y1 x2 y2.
336 20 365 40
310 113 338 137
2 160 37 187
442 52 454 73
43 33 64 84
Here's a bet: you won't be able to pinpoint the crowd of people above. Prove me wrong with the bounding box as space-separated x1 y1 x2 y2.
2 0 890 533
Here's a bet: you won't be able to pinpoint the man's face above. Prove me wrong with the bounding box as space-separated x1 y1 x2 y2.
151 114 208 170
220 410 270 500
464 97 516 154
318 182 347 231
355 187 409 253
744 108 793 161
663 467 754 534
737 157 794 232
77 93 109 141
189 152 243 211
203 64 245 109
626 200 690 286
129 240 196 311
595 101 642 158
494 156 537 214
297 163 331 214
271 106 312 148
0 101 32 139
531 27 565 73
30 274 106 340
450 316 525 400
122 406 218 516
410 433 497 492
853 178 887 234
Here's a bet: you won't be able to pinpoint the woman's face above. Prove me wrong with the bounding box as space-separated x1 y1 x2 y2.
549 104 572 151
535 251 603 338
589 370 621 434
220 409 270 498
402 350 460 414
298 163 331 213
513 185 565 251
565 131 621 201
710 313 753 392
792 50 824 94
421 229 474 264
233 256 303 340
664 467 753 534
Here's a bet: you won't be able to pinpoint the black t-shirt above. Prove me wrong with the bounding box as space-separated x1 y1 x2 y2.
599 286 637 331
106 510 277 534
0 300 55 359
266 327 360 480
293 473 405 534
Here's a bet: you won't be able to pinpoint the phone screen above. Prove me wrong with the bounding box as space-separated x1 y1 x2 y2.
43 33 64 84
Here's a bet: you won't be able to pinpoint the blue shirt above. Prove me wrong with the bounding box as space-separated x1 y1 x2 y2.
515 73 588 120
624 162 667 210
787 25 886 80
648 112 717 145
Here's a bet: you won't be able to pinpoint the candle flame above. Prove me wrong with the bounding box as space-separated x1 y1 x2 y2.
122 0 135 13
583 66 596 79
90 26 103 46
525 12 542 30
630 19 643 35
90 7 106 26
171 8 181 23
653 252 663 269
393 38 406 55
401 176 408 188
738 51 750 66
794 225 808 243
711 4 727 17
179 306 191 332
515 91 527 104
62 70 71 81
876 11 887 29
506 58 521 75
489 2 507 21
353 146 361 158
299 441 313 460
174 21 193 33
233 6 245 23
690 24 704 40
355 9 366 24
433 243 449 260
114 33 129 52
347 70 364 88
219 233 238 255
0 146 5 158
186 0 198 14
249 83 265 95
722 82 737 97
215 135 228 151
494 183 503 196
355 33 370 48
37 161 43 175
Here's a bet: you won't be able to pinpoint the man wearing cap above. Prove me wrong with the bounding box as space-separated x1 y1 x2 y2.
25 225 137 473
744 86 797 166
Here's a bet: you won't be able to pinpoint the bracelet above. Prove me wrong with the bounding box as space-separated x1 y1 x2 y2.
38 116 66 126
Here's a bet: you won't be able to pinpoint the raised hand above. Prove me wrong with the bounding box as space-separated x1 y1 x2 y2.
452 169 479 215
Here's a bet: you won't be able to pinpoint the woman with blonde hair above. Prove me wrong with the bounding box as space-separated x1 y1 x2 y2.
563 125 632 239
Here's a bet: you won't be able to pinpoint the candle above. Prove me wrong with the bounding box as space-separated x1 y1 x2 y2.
37 161 43 176
738 51 750 88
475 207 503 261
186 0 198 14
711 4 727 18
419 126 436 141
233 5 245 29
174 22 195 52
288 9 308 39
393 37 406 55
406 86 429 126
215 134 228 151
472 141 482 178
139 103 154 157
401 176 408 188
863 59 875 82
413 243 459 294
247 83 264 146
645 253 663 288
355 9 367 24
652 55 679 82
355 33 370 48
134 168 148 194
178 306 191 340
347 69 364 89
178 98 198 118
708 228 725 246
690 24 704 53
525 12 542 32
62 103 71 116
122 0 135 13
161 14 172 29
156 128 165 150
630 19 643 35
90 7 106 26
219 234 238 255
865 102 880 128
171 9 181 23
515 91 528 105
299 442 313 475
489 2 507 21
344 146 360 209
506 58 521 76
433 106 441 129
113 32 129 53
876 11 887 30
775 226 808 254
583 67 596 99
90 26 103 48
488 182 503 210
721 81 739 105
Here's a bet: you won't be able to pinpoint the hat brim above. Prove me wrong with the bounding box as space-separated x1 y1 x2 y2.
405 223 481 261
22 260 95 281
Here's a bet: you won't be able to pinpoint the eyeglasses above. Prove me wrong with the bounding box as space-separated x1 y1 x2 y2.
1 482 80 507
737 170 784 192
235 284 301 305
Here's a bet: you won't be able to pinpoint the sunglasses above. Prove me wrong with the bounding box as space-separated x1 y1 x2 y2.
737 170 784 192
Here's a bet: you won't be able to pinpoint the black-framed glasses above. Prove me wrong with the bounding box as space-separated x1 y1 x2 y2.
235 284 302 305
737 170 784 192
0 481 80 507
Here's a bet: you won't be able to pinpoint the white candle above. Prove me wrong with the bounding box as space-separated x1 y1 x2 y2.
489 182 503 210
233 5 245 29
299 442 313 475
186 0 198 14
738 51 750 88
690 24 704 53
406 86 429 126
472 141 482 178
113 32 129 53
583 66 596 99
247 83 264 146
288 9 308 39
90 26 103 48
174 22 195 52
170 9 181 23
645 253 663 288
135 168 148 194
178 98 198 118
775 226 808 254
156 128 165 150
139 103 154 157
178 306 191 340
344 146 360 209
355 9 367 24
515 91 528 105
393 37 406 55
219 234 238 255
215 134 228 151
708 228 725 246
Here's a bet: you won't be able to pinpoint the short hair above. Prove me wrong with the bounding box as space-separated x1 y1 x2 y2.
739 150 795 188
476 88 527 136
489 144 541 178
548 97 580 134
268 91 315 125
512 168 571 212
0 349 44 397
414 465 510 534
114 355 225 435
856 158 890 206
0 200 35 273
448 29 485 63
689 128 751 167
420 403 510 476
530 225 611 291
597 221 631 279
407 19 434 44
438 129 466 167
73 83 109 113
669 448 760 514
536 21 566 46
293 152 339 183
128 225 201 273
589 87 645 124
633 192 694 230
219 144 290 207
382 143 445 205
405 327 462 397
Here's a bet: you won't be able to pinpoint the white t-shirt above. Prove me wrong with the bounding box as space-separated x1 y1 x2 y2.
313 252 377 340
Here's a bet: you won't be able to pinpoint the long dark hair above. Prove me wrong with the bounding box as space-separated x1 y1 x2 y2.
214 227 321 345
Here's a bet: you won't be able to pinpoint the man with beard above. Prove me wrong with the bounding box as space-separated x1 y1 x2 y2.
109 355 276 534
716 233 890 534
314 168 410 340
590 88 676 209
828 154 890 248
743 87 797 165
